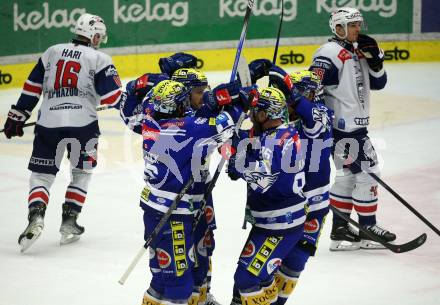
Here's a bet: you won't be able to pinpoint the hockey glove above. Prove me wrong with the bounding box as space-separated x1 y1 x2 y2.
357 34 385 72
202 80 242 110
248 59 273 84
159 52 198 77
128 73 170 102
3 105 31 139
268 65 293 98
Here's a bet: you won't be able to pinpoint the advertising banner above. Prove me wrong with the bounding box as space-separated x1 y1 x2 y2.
1 0 412 58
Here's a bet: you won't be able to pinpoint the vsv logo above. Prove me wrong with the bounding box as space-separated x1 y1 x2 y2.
220 0 298 22
114 0 189 27
13 2 85 31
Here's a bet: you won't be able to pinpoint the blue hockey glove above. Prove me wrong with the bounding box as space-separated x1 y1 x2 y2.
357 34 384 72
128 73 169 101
202 80 243 110
3 105 31 139
159 52 198 77
268 65 293 98
248 59 273 84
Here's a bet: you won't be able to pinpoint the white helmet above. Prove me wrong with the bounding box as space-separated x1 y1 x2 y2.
329 7 365 39
73 13 108 48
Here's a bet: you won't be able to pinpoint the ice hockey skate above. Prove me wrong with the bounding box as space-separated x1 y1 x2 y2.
59 203 84 245
359 224 396 249
18 203 46 253
206 293 221 305
329 223 361 251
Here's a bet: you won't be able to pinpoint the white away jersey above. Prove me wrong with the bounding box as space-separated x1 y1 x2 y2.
310 40 387 132
17 42 122 128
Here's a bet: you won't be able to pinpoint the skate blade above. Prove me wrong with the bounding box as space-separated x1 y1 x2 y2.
60 234 81 245
329 240 361 251
360 239 387 249
19 228 43 253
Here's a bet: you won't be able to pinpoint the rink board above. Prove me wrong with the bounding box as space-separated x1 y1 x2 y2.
1 40 439 90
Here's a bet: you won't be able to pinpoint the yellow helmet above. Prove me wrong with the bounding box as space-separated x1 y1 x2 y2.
171 68 208 88
253 87 287 120
289 70 321 96
150 80 190 114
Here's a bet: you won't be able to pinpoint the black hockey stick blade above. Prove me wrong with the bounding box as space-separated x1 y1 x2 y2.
330 206 427 253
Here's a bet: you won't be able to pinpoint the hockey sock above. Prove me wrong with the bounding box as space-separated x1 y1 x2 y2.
28 172 55 208
240 288 271 305
274 269 299 305
198 281 208 305
188 288 200 305
261 278 278 304
142 288 164 305
65 168 92 212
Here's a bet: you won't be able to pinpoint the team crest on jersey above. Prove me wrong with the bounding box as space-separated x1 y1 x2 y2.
304 218 320 234
241 241 256 258
338 49 352 63
156 248 171 268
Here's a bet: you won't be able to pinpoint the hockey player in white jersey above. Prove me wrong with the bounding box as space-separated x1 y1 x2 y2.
309 7 395 250
3 13 123 252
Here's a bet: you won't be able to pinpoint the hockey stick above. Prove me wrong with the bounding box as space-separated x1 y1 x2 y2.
118 177 195 285
272 0 284 65
369 171 440 237
242 2 283 229
230 0 255 82
193 57 253 233
335 140 440 238
330 206 427 253
120 2 255 284
0 104 111 133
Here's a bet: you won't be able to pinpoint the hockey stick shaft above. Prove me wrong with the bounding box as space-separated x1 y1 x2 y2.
336 140 440 237
230 0 255 83
0 105 111 133
370 171 440 237
272 0 284 65
119 177 195 285
330 206 427 253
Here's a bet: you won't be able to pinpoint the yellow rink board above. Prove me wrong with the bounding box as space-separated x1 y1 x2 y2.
1 40 439 90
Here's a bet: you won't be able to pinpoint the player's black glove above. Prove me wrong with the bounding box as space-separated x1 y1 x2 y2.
159 52 198 77
248 59 273 84
3 105 31 139
357 34 385 72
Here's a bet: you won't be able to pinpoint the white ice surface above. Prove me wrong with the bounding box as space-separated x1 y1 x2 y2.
0 63 439 305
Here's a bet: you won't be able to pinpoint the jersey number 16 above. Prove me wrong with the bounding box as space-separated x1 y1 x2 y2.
54 60 81 90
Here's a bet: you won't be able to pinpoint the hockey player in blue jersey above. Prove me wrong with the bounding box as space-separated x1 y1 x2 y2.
171 68 221 305
268 67 333 304
227 86 307 305
3 13 123 252
128 79 246 305
309 7 395 250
